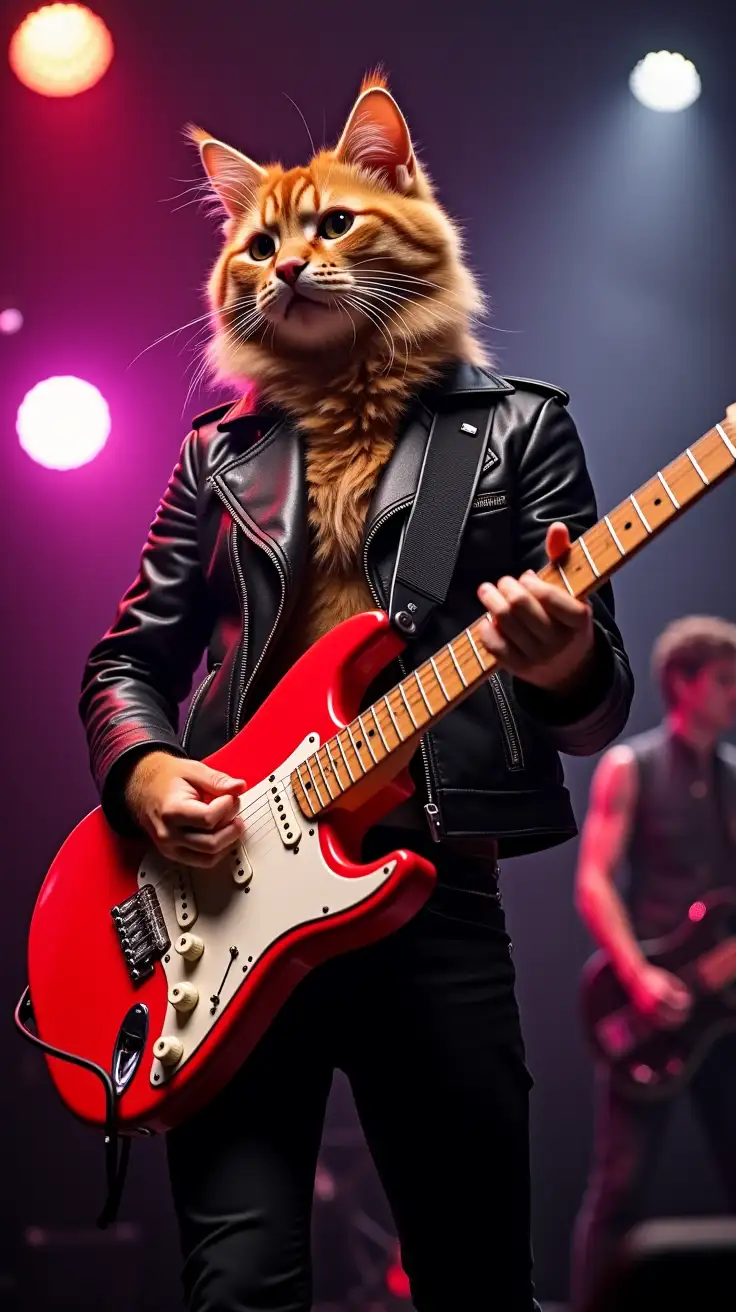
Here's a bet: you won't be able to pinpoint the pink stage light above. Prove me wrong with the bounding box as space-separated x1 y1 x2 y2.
0 308 24 335
17 376 110 470
9 5 113 98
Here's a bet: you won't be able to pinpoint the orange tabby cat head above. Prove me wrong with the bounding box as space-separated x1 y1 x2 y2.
190 73 485 392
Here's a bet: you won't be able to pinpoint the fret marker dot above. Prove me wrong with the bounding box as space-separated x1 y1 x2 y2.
654 497 662 506
624 521 632 531
356 741 363 750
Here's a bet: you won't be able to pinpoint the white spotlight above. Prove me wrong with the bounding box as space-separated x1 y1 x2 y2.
630 51 701 113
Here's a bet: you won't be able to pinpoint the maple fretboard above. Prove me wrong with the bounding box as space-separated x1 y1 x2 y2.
291 413 736 819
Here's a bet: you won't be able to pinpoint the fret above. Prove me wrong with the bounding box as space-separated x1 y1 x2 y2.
290 409 736 828
346 724 368 773
448 641 468 688
414 670 434 716
398 682 419 728
604 515 625 556
691 428 735 483
686 447 709 485
430 655 450 701
557 563 574 595
465 627 488 674
369 707 390 752
317 744 339 793
358 713 379 763
383 694 404 742
314 751 336 800
629 494 652 534
296 762 318 814
335 732 356 783
306 756 328 807
716 423 736 461
579 536 600 579
325 741 345 791
657 470 679 509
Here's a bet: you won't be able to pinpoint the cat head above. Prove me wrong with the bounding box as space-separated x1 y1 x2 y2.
191 72 484 392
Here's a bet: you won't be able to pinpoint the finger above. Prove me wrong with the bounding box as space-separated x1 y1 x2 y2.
163 793 241 832
168 845 229 871
545 521 572 562
494 577 556 641
477 579 556 661
175 818 245 855
477 615 533 676
182 760 247 797
521 572 590 628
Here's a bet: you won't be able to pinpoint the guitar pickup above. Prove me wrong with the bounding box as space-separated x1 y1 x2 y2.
172 866 198 930
268 784 301 849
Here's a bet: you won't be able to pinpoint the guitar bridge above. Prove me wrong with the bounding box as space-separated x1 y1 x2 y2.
111 885 170 984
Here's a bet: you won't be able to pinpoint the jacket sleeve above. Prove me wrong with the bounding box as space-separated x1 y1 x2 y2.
509 397 634 755
79 430 214 830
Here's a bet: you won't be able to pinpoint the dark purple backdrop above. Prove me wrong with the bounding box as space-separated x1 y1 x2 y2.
2 0 735 1306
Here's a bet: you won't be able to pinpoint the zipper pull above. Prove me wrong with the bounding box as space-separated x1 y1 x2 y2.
424 802 443 844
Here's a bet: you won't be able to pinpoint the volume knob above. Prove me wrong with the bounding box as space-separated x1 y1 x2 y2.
168 982 199 1014
153 1035 184 1067
175 933 204 962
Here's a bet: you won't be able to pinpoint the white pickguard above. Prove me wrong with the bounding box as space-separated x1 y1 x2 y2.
138 736 395 1086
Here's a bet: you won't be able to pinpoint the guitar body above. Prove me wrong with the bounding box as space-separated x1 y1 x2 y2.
28 611 436 1132
581 889 736 1100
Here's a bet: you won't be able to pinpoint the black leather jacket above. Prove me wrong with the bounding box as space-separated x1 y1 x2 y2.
80 363 633 857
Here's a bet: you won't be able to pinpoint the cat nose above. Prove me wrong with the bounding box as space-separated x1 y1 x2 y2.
275 258 307 287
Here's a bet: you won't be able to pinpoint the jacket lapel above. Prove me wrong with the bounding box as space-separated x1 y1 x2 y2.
214 411 308 593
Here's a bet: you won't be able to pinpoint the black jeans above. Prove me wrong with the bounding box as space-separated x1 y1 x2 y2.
167 829 537 1311
571 1033 736 1310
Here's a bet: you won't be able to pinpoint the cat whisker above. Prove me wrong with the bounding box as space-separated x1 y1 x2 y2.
352 285 448 339
351 269 469 303
128 298 254 369
342 294 396 374
283 93 316 157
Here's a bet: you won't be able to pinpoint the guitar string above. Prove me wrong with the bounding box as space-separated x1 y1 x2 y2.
163 429 732 861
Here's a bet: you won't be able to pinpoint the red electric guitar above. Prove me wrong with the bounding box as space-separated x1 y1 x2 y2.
25 408 736 1134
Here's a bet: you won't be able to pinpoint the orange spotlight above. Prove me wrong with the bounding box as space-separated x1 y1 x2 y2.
9 5 113 98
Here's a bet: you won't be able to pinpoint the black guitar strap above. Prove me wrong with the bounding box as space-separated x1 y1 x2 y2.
388 401 497 639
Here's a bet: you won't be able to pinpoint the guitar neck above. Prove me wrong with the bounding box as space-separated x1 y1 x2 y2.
292 416 736 819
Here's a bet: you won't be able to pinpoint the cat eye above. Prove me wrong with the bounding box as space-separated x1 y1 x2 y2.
318 211 354 240
249 233 276 261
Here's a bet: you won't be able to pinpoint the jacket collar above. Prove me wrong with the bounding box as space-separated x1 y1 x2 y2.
210 362 514 575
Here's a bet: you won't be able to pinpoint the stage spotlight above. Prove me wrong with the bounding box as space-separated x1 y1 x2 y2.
0 308 24 335
9 5 113 98
629 51 701 113
17 376 110 470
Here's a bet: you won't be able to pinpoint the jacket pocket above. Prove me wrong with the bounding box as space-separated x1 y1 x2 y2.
487 672 524 772
181 664 221 752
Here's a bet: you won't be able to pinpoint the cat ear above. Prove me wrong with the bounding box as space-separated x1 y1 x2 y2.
335 87 416 192
188 126 267 218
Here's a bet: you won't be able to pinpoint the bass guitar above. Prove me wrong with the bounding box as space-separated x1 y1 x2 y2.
24 407 736 1132
581 888 736 1100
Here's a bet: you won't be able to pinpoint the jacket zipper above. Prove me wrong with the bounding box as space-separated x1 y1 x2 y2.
487 673 524 771
362 497 444 842
472 492 507 511
181 664 220 752
210 476 288 735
